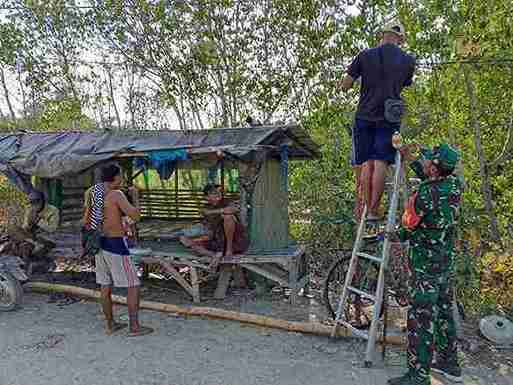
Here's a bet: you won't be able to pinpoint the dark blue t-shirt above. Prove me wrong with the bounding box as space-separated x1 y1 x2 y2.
347 43 415 122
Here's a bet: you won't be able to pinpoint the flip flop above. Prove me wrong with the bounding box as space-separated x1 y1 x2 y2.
209 253 223 271
106 322 128 335
127 326 154 337
57 296 80 307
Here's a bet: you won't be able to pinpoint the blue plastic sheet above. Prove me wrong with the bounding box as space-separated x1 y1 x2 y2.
134 149 189 180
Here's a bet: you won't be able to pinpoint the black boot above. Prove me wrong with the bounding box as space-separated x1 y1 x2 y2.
387 373 414 385
431 361 463 382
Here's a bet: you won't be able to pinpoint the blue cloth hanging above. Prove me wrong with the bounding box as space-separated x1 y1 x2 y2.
207 159 223 184
134 149 189 180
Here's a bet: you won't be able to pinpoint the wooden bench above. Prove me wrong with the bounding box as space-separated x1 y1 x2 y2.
133 242 308 304
215 245 308 304
130 247 209 304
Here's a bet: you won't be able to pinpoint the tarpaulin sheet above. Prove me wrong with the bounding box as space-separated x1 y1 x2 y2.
0 125 318 180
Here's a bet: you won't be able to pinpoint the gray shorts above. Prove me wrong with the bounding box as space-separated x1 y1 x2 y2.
182 223 211 238
95 249 140 288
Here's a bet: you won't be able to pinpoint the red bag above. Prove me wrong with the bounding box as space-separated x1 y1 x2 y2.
402 192 423 230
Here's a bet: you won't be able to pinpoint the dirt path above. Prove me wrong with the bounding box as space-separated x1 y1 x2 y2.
0 293 511 385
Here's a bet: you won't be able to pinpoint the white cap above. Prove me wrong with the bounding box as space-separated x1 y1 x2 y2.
383 22 405 38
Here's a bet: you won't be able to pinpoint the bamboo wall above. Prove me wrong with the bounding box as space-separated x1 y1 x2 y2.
49 158 291 253
139 190 240 220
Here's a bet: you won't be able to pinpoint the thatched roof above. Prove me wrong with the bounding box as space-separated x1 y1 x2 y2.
0 124 319 179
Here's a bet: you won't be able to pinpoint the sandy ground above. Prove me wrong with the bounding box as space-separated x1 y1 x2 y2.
1 293 512 385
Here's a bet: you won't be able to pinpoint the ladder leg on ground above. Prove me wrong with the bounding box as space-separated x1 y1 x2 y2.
330 151 404 367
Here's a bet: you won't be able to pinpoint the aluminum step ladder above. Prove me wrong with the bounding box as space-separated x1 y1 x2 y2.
330 150 404 367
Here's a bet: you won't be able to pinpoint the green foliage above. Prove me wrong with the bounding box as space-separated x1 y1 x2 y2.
290 98 355 268
0 0 512 315
0 97 96 132
0 176 28 230
479 247 513 317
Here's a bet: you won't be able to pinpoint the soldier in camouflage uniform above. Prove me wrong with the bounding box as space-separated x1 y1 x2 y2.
388 144 463 385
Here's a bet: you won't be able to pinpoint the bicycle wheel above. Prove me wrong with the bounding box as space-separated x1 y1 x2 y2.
323 248 384 327
322 250 351 319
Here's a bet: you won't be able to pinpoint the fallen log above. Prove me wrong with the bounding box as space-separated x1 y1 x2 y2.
25 281 405 345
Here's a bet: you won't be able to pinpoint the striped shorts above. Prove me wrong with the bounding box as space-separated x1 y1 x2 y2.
95 249 140 288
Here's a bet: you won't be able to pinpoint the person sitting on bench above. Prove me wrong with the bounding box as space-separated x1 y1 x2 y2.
179 184 249 269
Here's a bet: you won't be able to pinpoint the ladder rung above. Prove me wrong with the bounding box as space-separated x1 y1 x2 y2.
356 252 383 263
347 286 376 301
338 320 370 340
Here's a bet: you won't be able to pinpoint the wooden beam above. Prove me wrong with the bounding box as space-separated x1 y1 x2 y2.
26 282 406 344
190 267 200 303
114 152 148 159
140 258 195 299
241 264 289 287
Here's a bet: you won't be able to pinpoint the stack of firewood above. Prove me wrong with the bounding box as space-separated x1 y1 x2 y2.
0 231 55 276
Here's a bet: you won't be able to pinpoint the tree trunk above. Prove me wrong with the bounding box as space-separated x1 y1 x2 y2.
463 65 501 242
17 67 28 117
0 67 16 120
106 67 122 129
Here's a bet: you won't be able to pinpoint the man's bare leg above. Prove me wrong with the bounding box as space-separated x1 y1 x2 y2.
179 236 222 270
223 214 236 256
369 160 388 218
127 287 139 330
222 215 247 287
127 286 153 336
360 160 374 215
353 165 363 219
101 286 126 335
179 236 216 257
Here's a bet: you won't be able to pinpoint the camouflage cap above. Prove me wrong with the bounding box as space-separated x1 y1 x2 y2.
423 143 460 172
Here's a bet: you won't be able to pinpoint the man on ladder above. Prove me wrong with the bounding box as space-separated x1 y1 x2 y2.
340 21 415 220
389 143 463 385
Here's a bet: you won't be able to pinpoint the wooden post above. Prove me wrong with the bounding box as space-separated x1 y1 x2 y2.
220 159 225 196
280 144 290 246
175 169 179 219
190 266 200 303
125 159 134 187
214 265 233 299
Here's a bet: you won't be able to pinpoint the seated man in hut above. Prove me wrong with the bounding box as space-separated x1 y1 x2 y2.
179 184 249 269
8 191 59 274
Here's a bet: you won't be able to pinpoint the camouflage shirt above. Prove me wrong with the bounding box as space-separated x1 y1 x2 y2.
401 174 462 276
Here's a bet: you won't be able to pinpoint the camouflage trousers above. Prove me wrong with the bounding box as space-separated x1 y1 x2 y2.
406 273 458 385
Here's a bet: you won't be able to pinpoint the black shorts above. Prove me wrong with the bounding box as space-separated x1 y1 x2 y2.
351 118 400 165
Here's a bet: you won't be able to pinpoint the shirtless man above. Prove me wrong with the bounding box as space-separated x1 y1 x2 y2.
88 164 153 336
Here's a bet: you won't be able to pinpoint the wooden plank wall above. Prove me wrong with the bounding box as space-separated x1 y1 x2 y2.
60 173 93 228
249 159 289 250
